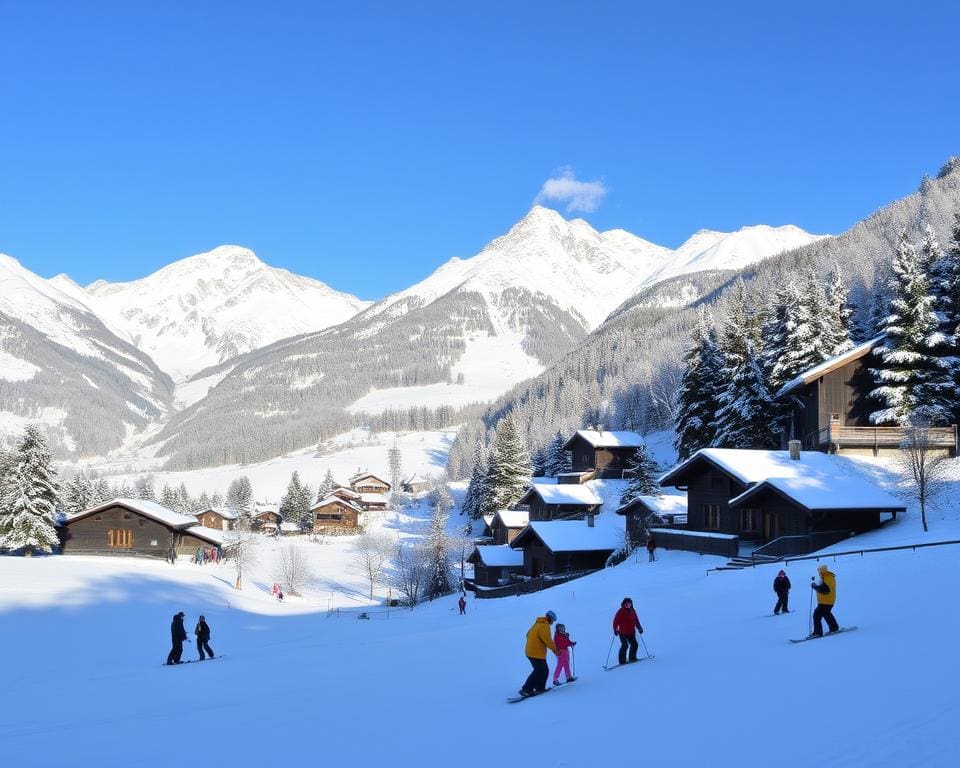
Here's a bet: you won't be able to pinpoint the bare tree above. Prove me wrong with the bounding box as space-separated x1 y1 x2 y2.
390 542 431 606
275 545 314 597
351 531 393 600
899 412 950 533
225 515 258 589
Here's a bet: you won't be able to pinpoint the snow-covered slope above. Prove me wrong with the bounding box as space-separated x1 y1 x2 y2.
80 245 370 380
0 254 173 456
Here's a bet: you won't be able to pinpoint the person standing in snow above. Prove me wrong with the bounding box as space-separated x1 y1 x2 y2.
166 611 188 665
551 623 577 686
458 595 467 615
612 597 644 664
810 564 840 636
519 610 558 697
646 533 657 562
773 569 791 614
195 615 215 660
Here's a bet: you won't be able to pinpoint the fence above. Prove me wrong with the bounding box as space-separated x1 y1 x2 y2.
473 569 594 599
751 530 850 561
650 528 740 558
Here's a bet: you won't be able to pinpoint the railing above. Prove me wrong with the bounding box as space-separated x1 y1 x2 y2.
751 530 850 561
651 528 739 558
473 569 595 599
813 424 957 449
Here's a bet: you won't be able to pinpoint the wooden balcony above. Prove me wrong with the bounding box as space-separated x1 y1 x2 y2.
813 424 957 454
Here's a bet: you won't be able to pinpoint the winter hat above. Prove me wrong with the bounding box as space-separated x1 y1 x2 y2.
621 597 633 607
556 623 566 634
817 564 829 575
545 610 557 623
177 611 185 617
778 570 786 576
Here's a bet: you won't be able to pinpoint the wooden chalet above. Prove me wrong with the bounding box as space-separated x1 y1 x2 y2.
659 447 905 546
401 474 432 494
777 337 958 456
332 487 362 503
193 507 237 531
509 519 621 577
563 430 645 478
348 473 391 494
615 493 688 548
516 482 602 522
252 505 281 534
358 493 389 511
61 499 207 560
311 496 363 534
489 509 530 545
178 525 227 557
467 545 525 587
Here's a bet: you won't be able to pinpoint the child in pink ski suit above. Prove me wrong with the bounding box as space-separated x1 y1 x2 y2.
552 623 577 685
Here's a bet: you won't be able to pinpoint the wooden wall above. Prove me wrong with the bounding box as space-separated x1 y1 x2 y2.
312 500 360 532
62 506 177 559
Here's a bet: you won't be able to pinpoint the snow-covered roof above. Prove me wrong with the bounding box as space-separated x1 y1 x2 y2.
519 482 603 506
280 522 301 532
472 545 524 567
649 527 737 540
729 475 906 512
493 509 530 528
564 430 645 449
349 472 390 485
482 514 495 528
184 525 228 545
360 493 389 505
254 503 278 514
512 520 622 553
314 495 364 513
68 498 198 529
617 492 688 518
776 336 883 397
193 507 239 520
333 487 361 498
402 473 429 485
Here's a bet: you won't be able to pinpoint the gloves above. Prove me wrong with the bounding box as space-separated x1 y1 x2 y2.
571 641 577 646
614 631 619 637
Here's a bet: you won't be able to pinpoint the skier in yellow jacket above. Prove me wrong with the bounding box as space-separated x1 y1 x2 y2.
519 610 558 697
810 564 840 637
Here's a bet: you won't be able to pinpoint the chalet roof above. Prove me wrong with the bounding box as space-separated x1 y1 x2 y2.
193 507 238 520
313 495 364 513
349 472 391 487
184 525 228 545
776 336 884 397
482 514 495 528
402 473 429 485
470 545 524 567
563 430 645 450
492 509 529 529
729 475 906 512
616 492 688 518
280 521 301 532
333 487 361 499
360 493 389 505
511 520 621 554
254 503 279 514
518 482 603 507
67 498 198 529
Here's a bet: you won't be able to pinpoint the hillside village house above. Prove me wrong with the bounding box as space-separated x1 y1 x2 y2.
489 509 530 545
252 504 282 534
658 446 906 550
401 474 431 494
777 337 958 456
467 545 525 587
509 518 622 577
193 507 237 531
516 482 602 521
311 495 363 534
616 492 688 549
349 473 391 494
563 430 645 478
61 499 225 560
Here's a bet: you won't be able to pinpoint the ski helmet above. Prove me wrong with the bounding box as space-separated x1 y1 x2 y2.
621 597 633 607
545 610 557 622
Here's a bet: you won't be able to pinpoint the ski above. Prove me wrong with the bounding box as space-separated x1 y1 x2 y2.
602 655 654 671
790 627 858 644
162 655 224 666
507 687 556 703
552 677 577 685
766 611 792 617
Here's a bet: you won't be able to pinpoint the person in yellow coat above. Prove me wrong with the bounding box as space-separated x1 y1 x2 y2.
519 610 558 697
810 564 840 637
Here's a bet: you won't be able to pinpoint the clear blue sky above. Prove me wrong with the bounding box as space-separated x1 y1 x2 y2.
1 1 958 299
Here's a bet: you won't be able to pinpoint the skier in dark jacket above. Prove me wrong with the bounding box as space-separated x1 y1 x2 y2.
612 597 644 664
773 570 791 614
166 611 188 665
195 615 214 660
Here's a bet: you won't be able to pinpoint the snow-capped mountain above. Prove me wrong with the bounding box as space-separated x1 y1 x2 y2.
0 253 173 456
78 246 370 380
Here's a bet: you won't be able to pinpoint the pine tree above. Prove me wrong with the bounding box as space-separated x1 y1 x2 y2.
823 264 855 357
227 477 254 514
869 230 950 424
280 471 313 530
316 470 337 502
133 475 156 502
541 431 571 477
619 445 661 506
461 441 489 520
483 417 532 515
63 471 95 515
92 478 113 504
715 337 780 449
424 477 453 600
0 424 61 554
211 490 225 508
934 212 960 422
388 443 402 494
160 484 178 510
675 308 724 458
197 491 212 510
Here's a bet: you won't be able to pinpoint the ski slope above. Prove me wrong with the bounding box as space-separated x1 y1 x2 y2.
0 510 956 767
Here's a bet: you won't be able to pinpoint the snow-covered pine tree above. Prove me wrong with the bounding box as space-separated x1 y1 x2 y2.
933 212 960 422
823 264 855 357
715 336 780 449
160 484 178 510
618 444 661 506
197 491 212 510
388 442 402 494
424 477 453 600
763 280 803 392
484 416 532 515
675 307 724 458
227 476 254 514
869 230 950 424
280 471 313 530
211 490 225 508
541 431 571 477
175 483 193 514
133 475 156 502
316 470 337 502
0 423 61 554
460 441 489 519
92 477 113 504
63 471 95 515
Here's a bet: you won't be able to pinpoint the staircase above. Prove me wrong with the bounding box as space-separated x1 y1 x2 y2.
718 552 781 570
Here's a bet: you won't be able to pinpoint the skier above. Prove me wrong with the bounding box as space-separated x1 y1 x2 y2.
195 615 215 660
773 569 791 614
277 588 284 602
551 623 577 686
810 564 840 636
646 533 657 562
519 610 558 697
272 582 279 599
458 595 467 615
166 611 187 665
612 597 644 665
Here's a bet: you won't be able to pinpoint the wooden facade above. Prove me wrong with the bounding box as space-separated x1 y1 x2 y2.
312 498 362 534
467 547 524 587
193 509 235 531
252 511 281 533
562 431 643 478
516 488 601 522
349 474 391 494
509 527 615 577
177 528 224 557
61 503 181 560
490 511 528 545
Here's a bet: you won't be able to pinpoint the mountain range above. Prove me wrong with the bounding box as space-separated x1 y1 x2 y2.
0 206 822 463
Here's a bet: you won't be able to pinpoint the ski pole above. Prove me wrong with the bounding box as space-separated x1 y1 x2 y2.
640 635 652 659
605 636 615 668
808 576 815 636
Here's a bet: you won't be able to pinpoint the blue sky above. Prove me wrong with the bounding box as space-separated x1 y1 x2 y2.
1 1 958 300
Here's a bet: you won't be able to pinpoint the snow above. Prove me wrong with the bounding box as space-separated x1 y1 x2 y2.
521 482 603 506
618 491 687 517
70 498 199 529
650 526 737 540
0 349 40 382
730 474 906 512
568 429 645 448
492 509 530 528
185 525 228 545
359 493 389 506
513 516 623 552
777 336 882 397
473 544 524 567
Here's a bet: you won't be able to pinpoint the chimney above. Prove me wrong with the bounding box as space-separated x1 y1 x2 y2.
788 440 801 461
587 514 595 528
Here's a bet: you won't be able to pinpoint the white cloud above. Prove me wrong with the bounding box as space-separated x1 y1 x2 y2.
535 167 608 213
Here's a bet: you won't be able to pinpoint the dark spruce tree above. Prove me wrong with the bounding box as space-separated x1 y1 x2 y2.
0 423 61 554
619 444 661 506
674 308 723 459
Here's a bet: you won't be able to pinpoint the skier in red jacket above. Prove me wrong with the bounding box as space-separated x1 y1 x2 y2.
612 597 643 665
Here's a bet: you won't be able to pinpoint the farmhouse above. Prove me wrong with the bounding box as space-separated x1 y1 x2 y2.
358 493 389 511
616 492 688 548
179 524 227 557
516 482 602 521
659 446 906 548
60 499 201 560
349 473 391 494
467 545 525 587
332 487 362 503
252 504 282 534
563 430 645 478
489 509 529 545
401 474 431 494
311 495 363 534
777 337 958 456
509 518 622 577
193 507 237 531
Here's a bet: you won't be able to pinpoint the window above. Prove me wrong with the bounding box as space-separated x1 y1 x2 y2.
108 529 133 548
316 513 343 521
740 508 761 532
138 518 146 527
122 511 132 520
704 504 721 530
